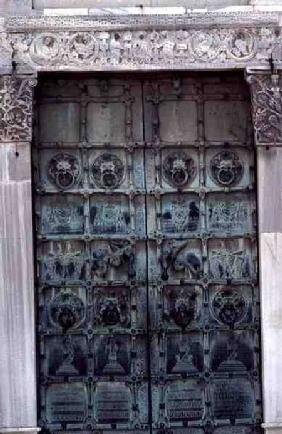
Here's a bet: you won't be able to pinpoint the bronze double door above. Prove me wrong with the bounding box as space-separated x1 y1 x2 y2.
34 73 262 434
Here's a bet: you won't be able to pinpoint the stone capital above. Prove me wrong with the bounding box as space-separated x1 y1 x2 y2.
0 75 37 143
246 71 282 146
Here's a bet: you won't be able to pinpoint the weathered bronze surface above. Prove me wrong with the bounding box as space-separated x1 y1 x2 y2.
33 73 262 434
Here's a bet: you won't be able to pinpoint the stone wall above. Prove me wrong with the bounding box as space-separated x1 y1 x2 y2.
1 0 282 15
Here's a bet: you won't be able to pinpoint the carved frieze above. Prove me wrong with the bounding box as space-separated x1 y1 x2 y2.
247 73 282 146
9 27 276 72
0 75 36 142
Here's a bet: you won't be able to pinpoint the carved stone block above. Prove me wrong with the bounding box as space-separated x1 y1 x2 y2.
247 73 282 146
0 76 36 142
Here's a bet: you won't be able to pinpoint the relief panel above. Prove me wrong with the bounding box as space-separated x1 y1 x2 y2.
159 194 200 235
209 330 256 374
148 239 203 283
39 194 84 235
45 383 88 425
38 149 83 191
205 147 254 190
146 147 200 192
208 238 256 282
93 334 147 377
206 192 255 235
37 240 86 283
161 285 203 331
151 381 205 425
208 285 254 328
40 286 88 333
44 335 88 378
90 240 146 282
89 194 145 237
211 378 256 422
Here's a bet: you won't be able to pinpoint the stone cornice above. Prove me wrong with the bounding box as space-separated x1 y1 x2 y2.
4 11 280 32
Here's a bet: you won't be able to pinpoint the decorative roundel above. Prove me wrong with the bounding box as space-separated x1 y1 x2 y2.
49 289 85 331
48 153 81 190
91 153 125 190
211 288 247 327
210 150 244 187
163 152 196 188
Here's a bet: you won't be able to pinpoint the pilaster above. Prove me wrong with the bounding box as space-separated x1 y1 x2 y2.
0 74 39 433
247 70 282 434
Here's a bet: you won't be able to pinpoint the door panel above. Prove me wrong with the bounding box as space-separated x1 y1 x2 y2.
34 73 262 434
34 77 149 433
143 76 261 433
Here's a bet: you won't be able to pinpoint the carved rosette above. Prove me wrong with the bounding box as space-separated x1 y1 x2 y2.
0 75 37 142
247 73 282 146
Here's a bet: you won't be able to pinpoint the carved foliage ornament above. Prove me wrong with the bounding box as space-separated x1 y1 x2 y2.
248 73 282 146
0 76 36 142
10 27 275 70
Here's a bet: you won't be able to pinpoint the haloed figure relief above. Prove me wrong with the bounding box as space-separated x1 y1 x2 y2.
34 73 261 434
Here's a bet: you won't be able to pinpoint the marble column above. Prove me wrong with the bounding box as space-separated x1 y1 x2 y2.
0 74 39 434
247 71 282 434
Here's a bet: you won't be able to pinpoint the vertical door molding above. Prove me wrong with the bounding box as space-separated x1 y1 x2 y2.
0 73 39 434
247 70 282 434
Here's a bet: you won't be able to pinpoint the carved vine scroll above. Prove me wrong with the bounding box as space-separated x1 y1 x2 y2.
0 75 37 142
247 73 282 146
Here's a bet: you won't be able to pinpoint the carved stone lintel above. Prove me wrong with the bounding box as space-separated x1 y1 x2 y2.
247 72 282 147
0 75 37 142
8 25 276 72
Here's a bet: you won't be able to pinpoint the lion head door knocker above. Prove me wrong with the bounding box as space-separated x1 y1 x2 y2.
96 291 129 327
49 289 85 332
48 153 81 190
210 150 243 187
100 298 121 326
92 153 125 189
170 290 197 328
211 288 247 327
163 152 196 188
